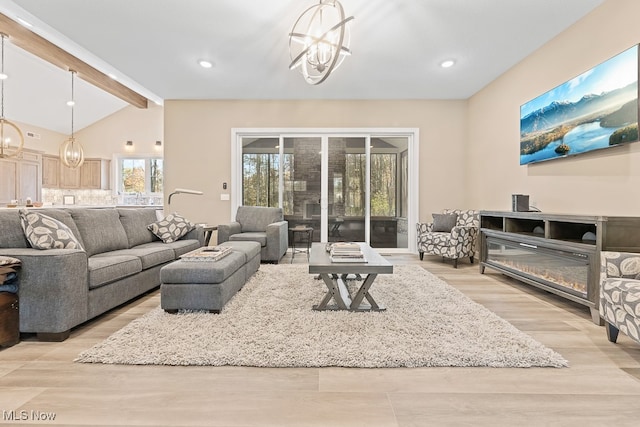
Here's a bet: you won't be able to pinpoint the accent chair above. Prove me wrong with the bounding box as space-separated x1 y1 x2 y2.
217 206 288 263
416 209 479 268
600 251 640 345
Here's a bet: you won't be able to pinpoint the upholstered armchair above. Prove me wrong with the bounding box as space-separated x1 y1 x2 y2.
416 209 479 268
217 206 288 263
600 251 640 345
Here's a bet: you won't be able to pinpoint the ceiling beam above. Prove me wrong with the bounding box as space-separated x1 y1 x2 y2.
0 13 148 109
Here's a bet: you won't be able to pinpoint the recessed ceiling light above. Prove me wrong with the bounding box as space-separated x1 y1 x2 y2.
440 59 456 68
198 60 213 69
0 73 7 80
66 100 75 107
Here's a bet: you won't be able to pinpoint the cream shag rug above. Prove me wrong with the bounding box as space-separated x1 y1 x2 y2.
75 264 567 368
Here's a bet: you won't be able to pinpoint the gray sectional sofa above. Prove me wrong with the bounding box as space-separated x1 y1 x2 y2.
0 207 204 341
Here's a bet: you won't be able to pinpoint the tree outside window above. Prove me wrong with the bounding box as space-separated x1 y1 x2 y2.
119 157 163 195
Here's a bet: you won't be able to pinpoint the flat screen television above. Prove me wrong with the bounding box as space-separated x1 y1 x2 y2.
520 45 639 165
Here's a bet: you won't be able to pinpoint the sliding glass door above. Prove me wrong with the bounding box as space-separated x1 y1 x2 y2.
235 129 417 252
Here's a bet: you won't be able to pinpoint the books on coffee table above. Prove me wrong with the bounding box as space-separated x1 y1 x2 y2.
329 242 367 263
180 246 232 262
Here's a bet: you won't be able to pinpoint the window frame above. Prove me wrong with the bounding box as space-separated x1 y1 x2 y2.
114 154 164 196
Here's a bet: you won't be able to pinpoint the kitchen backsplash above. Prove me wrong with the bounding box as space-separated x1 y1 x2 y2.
42 188 163 206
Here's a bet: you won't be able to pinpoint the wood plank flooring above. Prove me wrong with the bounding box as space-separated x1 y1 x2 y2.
1 252 640 426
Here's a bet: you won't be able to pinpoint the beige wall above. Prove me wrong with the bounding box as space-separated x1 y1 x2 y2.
467 0 640 215
10 120 66 155
75 103 164 159
10 104 162 158
164 100 468 225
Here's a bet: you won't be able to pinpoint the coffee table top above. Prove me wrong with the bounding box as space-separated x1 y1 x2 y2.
308 242 393 275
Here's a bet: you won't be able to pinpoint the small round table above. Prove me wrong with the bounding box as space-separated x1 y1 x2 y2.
290 226 314 263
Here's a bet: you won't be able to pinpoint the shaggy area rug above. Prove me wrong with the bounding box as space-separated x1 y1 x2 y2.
75 264 568 368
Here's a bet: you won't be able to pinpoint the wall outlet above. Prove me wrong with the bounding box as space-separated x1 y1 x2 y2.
220 193 230 201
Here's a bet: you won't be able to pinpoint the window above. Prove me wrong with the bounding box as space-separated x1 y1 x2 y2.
118 157 163 195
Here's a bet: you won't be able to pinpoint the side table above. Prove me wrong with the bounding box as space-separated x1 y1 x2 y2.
290 226 314 263
201 225 218 246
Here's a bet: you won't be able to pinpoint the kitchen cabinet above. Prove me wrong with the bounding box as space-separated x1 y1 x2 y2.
42 155 59 187
59 163 81 189
80 159 110 189
0 149 42 205
45 157 110 190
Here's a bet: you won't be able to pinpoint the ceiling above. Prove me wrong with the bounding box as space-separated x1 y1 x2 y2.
0 0 605 134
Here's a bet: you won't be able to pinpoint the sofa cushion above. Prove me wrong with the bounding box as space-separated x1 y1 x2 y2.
236 206 283 232
97 244 175 270
160 251 246 284
19 209 84 250
432 213 458 232
162 239 203 258
118 208 161 247
87 254 142 289
147 213 195 243
229 232 267 247
220 240 262 262
0 210 29 248
71 209 130 257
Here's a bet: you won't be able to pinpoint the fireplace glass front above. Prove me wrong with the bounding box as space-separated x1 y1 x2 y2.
485 236 590 298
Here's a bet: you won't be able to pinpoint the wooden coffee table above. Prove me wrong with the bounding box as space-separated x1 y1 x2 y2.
308 242 393 311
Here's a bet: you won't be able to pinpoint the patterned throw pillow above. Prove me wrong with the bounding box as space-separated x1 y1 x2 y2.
147 213 195 243
432 213 458 232
19 209 84 250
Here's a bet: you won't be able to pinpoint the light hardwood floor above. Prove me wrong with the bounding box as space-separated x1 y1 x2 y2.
1 252 640 426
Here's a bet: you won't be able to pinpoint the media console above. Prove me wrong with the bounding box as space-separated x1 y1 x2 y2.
479 211 640 324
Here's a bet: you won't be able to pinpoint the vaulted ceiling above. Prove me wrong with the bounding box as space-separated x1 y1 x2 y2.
0 0 604 134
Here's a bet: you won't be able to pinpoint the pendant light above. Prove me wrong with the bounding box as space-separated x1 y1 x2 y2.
59 70 84 168
0 33 24 159
289 0 354 85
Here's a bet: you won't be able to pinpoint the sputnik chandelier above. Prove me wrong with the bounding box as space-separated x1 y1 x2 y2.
288 0 354 85
59 70 85 169
0 33 24 159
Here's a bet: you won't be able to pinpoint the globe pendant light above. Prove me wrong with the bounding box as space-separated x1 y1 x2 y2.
59 70 84 168
289 0 354 85
0 33 24 159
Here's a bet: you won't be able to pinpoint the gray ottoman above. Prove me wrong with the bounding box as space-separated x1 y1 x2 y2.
160 241 260 313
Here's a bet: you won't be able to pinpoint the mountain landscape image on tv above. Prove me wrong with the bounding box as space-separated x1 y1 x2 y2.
520 45 639 165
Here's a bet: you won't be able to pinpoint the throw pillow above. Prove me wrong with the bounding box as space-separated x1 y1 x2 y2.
432 213 458 232
147 212 195 243
19 209 84 250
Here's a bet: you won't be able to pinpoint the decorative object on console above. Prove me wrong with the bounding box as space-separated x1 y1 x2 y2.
288 0 354 85
0 34 24 159
167 188 203 205
520 44 639 165
59 70 85 169
511 194 530 212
